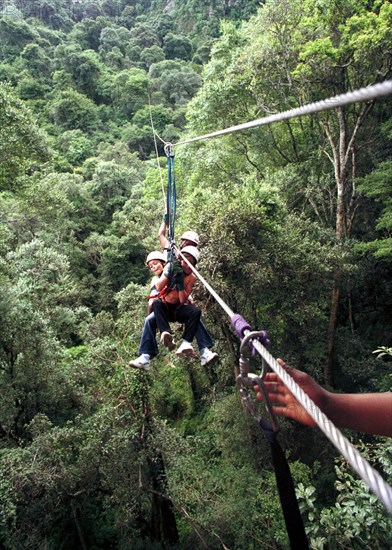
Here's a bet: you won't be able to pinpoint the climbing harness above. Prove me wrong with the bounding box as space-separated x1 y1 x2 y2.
147 285 168 302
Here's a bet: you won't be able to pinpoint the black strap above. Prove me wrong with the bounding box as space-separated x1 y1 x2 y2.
260 419 309 549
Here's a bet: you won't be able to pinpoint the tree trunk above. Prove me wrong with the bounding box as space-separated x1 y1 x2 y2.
324 272 341 386
323 102 373 384
150 455 179 544
140 389 179 544
71 500 88 550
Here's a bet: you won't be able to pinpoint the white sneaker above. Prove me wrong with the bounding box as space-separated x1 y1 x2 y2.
200 349 219 367
176 341 195 357
160 331 175 351
129 355 151 371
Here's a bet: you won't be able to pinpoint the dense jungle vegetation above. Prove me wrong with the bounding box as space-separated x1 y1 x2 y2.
0 0 392 548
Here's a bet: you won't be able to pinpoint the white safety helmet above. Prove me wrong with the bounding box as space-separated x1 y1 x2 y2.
180 245 200 264
180 230 200 246
146 251 166 265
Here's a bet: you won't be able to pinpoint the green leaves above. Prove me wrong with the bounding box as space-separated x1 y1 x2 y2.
0 84 50 191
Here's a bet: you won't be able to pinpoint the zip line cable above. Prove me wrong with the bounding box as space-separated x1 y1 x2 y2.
175 247 392 515
154 80 392 148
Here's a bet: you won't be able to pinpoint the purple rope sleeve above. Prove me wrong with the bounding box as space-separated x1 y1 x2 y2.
231 314 252 337
231 314 270 349
258 331 270 347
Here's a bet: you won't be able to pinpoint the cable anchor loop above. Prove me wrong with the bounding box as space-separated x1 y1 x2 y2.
164 142 175 158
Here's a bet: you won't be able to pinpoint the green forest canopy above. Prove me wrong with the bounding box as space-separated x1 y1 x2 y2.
0 0 391 548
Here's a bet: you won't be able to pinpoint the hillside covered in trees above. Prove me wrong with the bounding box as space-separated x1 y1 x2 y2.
0 0 391 548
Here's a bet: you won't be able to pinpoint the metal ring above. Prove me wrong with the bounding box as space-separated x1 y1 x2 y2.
240 331 269 378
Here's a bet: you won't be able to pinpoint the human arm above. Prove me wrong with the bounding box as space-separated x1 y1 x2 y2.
155 272 169 292
256 359 392 437
158 213 168 250
178 273 197 304
154 260 183 292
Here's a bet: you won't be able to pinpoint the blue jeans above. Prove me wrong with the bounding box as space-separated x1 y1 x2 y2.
195 320 213 351
138 312 159 357
138 313 214 356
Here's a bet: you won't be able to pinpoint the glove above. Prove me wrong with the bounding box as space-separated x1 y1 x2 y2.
173 272 184 291
164 259 182 278
170 259 183 277
162 212 168 224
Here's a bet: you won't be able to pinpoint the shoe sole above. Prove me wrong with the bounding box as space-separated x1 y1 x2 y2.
161 333 175 351
201 354 219 367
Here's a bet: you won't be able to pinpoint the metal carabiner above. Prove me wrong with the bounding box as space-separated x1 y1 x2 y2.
164 142 174 158
236 331 279 432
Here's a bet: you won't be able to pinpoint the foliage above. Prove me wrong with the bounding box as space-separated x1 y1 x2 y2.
0 1 391 547
0 83 50 190
297 441 392 549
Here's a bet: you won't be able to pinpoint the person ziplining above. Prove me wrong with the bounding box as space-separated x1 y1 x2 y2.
129 147 218 371
129 243 218 370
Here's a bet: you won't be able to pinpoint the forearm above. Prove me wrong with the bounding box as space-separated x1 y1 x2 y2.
158 222 167 249
155 274 169 291
180 276 196 304
324 392 392 437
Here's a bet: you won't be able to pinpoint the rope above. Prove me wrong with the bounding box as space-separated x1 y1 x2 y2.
165 145 176 246
172 80 392 147
148 91 166 209
175 247 392 514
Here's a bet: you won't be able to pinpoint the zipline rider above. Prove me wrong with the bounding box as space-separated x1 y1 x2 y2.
152 245 202 358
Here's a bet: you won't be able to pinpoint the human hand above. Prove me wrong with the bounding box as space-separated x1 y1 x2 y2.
163 259 182 278
162 212 168 224
254 359 327 427
170 259 183 277
173 272 184 291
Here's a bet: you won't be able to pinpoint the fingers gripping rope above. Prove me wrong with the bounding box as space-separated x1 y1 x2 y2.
250 338 392 515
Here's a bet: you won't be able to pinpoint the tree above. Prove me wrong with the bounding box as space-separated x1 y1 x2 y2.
53 43 103 99
56 129 95 166
0 17 38 62
98 25 131 54
0 83 50 191
162 33 193 61
110 68 149 118
149 60 202 107
128 21 159 49
47 88 100 133
356 118 392 260
68 16 110 50
186 0 392 385
140 45 165 69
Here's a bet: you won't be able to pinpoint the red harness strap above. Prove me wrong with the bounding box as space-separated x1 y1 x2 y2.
147 285 168 301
